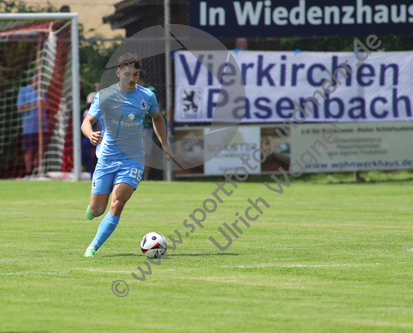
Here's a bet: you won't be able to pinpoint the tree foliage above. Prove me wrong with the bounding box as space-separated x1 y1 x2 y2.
79 41 122 95
0 0 57 13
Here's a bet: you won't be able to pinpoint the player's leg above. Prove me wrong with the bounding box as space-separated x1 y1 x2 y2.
109 182 135 216
83 192 112 257
32 149 38 174
85 159 115 220
84 168 115 257
22 133 33 174
30 133 39 174
85 183 134 257
24 149 32 174
87 193 110 219
84 161 144 257
87 182 133 220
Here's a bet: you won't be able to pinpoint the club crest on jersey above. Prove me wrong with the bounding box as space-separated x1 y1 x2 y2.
127 113 135 121
141 100 147 110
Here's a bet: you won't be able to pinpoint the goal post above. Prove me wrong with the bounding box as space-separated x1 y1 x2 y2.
0 13 80 181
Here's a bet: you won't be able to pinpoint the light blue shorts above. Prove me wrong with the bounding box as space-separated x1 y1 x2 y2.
91 158 145 194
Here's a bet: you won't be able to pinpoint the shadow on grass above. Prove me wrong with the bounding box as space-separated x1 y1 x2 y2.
167 253 239 257
103 253 239 258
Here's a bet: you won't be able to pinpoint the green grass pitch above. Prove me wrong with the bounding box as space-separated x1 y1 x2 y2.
1 178 413 332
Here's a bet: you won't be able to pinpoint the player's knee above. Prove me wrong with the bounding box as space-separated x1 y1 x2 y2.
110 199 125 212
90 205 105 217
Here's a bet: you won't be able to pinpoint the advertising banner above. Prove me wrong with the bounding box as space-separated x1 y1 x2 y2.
291 121 413 172
174 125 291 176
174 122 413 175
174 50 413 123
189 0 413 38
204 126 261 175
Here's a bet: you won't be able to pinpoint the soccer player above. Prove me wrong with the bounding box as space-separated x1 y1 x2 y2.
81 53 173 257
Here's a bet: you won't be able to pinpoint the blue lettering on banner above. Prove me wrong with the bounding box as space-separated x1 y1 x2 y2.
241 63 254 86
300 98 319 119
175 50 413 123
207 88 221 118
276 98 294 118
257 55 275 86
291 64 305 86
325 96 345 119
254 97 272 119
370 97 388 118
380 64 398 86
357 64 375 86
348 97 366 119
180 54 204 85
233 97 250 119
392 88 411 118
307 64 326 87
207 54 214 86
332 56 352 87
220 63 236 86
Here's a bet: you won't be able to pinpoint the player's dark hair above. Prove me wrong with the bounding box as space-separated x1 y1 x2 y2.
118 53 141 70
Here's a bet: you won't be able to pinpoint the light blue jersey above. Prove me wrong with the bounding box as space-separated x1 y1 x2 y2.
16 85 47 134
88 83 158 164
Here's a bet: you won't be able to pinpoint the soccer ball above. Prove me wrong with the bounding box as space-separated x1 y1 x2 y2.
140 232 168 258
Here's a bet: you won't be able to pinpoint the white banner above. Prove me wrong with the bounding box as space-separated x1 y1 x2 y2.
291 121 413 172
204 126 261 175
174 50 413 123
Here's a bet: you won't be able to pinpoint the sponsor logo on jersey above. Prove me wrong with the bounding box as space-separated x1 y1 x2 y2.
111 119 143 127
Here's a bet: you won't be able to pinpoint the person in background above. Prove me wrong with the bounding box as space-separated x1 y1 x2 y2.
79 77 87 110
138 69 162 180
16 74 48 176
234 38 248 52
59 4 70 12
82 85 101 176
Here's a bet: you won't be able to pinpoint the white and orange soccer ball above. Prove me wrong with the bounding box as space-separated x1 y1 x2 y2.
140 232 168 258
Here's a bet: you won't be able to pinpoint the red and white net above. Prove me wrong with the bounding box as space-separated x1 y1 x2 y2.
0 19 73 178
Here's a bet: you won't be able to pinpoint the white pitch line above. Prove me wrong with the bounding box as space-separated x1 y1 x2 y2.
0 263 386 276
220 263 378 268
1 269 132 276
3 271 70 276
285 263 378 267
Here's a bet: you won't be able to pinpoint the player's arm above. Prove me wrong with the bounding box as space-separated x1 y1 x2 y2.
81 114 102 146
17 101 39 113
150 109 174 161
17 94 39 113
17 89 47 113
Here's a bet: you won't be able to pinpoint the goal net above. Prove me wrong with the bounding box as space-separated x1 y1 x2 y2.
0 14 80 179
